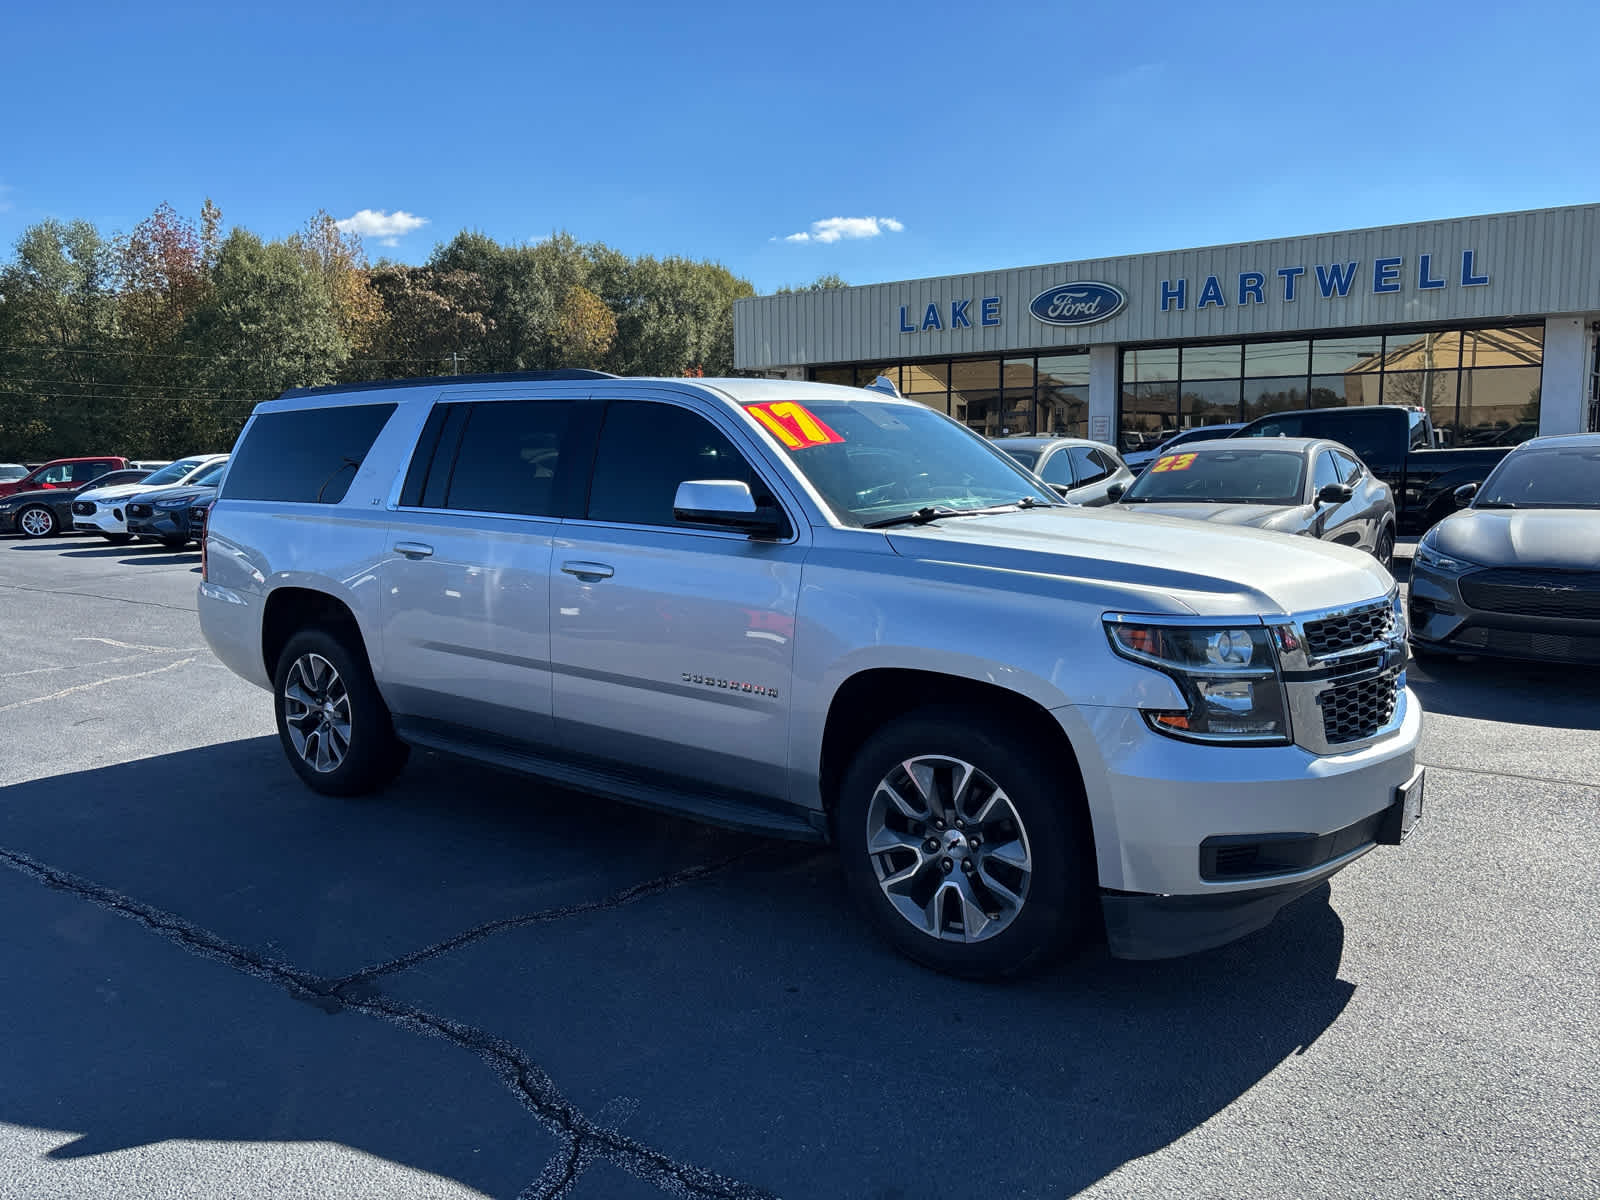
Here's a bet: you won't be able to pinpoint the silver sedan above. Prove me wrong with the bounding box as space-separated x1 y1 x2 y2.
991 437 1134 506
1113 437 1398 567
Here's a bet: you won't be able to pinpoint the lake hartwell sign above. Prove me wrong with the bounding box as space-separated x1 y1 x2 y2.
890 249 1492 335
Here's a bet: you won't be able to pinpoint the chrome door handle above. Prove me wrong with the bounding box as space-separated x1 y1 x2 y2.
394 541 434 559
561 561 614 581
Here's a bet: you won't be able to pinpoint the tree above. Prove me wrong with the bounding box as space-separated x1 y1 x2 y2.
186 230 347 426
549 284 616 369
0 219 122 458
775 272 848 294
366 265 494 374
590 250 754 376
293 211 383 362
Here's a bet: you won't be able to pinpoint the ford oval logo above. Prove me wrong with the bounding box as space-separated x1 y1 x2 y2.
1029 281 1127 326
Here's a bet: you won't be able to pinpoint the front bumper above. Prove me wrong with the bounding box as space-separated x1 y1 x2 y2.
1054 688 1422 959
1410 562 1600 663
127 510 191 541
72 503 130 535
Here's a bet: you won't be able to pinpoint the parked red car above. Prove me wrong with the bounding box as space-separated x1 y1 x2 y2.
0 456 129 498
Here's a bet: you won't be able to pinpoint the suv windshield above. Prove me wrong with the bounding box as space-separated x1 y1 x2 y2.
1475 445 1600 509
1122 447 1307 505
743 398 1055 525
141 456 211 486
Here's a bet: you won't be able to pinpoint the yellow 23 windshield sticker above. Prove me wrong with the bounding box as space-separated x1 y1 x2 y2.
1150 452 1198 473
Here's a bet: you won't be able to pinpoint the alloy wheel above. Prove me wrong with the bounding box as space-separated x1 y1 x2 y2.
865 754 1033 943
19 507 54 537
282 652 352 773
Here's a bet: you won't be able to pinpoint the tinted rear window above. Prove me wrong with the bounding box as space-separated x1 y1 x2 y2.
223 404 396 503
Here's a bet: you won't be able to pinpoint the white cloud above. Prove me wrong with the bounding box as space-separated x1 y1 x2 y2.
334 209 429 241
782 216 904 244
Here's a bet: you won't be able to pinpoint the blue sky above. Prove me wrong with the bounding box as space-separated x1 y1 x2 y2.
2 0 1595 293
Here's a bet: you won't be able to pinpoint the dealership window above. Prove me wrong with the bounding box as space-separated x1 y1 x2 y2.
1118 324 1544 450
806 350 1091 438
1036 354 1089 436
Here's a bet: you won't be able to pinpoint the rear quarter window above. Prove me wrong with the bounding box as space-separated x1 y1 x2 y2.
222 403 397 503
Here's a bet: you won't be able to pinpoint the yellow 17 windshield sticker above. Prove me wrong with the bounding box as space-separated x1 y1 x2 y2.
746 401 845 450
1150 452 1198 473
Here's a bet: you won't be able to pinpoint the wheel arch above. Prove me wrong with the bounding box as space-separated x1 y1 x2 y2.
818 667 1092 844
261 585 371 683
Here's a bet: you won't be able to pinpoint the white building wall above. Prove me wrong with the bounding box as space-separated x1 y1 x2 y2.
1088 345 1118 444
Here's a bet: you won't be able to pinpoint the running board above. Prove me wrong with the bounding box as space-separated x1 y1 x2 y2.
393 718 827 843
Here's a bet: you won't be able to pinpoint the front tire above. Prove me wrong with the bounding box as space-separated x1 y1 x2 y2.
273 627 409 797
836 707 1092 979
1374 525 1395 571
18 505 58 538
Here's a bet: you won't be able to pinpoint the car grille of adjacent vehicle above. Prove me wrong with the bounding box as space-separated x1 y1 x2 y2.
1319 667 1401 745
1459 569 1600 620
127 503 152 518
1303 599 1394 657
72 501 95 516
1450 626 1600 662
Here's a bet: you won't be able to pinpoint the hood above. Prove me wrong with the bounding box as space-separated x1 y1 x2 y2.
1432 509 1600 570
1116 501 1305 530
138 483 217 505
0 486 69 507
884 506 1390 618
78 482 161 503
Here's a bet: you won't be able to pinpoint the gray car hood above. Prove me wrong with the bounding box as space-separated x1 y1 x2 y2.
1432 509 1600 570
1115 501 1304 529
885 506 1390 618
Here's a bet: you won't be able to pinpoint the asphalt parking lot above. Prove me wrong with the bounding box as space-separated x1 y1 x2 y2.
1 534 1596 1200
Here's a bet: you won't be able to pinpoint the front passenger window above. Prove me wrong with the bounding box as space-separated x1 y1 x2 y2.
1039 452 1076 487
1313 452 1341 493
587 401 768 528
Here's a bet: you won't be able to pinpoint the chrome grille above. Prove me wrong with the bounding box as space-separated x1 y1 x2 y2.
1460 569 1600 620
72 500 95 516
1304 600 1394 657
1320 668 1401 745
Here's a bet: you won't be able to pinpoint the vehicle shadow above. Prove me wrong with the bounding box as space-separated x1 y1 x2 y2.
0 738 1354 1199
1407 653 1598 728
118 552 197 566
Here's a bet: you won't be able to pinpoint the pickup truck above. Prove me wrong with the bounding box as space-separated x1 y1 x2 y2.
1230 405 1512 533
198 372 1424 979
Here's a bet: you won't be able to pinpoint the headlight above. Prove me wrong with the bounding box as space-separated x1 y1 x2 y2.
155 497 189 509
1105 618 1290 744
1414 535 1479 574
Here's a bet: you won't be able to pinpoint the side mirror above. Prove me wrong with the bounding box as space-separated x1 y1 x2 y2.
673 480 785 537
1316 483 1354 506
1106 482 1127 501
1453 482 1478 509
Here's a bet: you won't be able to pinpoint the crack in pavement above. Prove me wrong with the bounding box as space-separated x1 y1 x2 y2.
327 853 756 993
0 658 196 714
0 582 196 613
0 844 780 1200
520 1098 640 1200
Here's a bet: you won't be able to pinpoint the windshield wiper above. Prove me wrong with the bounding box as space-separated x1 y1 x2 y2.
863 502 1036 529
1474 500 1516 509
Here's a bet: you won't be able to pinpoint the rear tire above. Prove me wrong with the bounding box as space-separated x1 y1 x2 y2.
18 505 57 539
273 627 409 797
836 707 1092 979
101 533 134 545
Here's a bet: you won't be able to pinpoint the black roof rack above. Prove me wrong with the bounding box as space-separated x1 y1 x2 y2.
277 369 617 399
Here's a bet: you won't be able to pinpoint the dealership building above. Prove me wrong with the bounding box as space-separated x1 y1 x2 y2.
733 204 1600 452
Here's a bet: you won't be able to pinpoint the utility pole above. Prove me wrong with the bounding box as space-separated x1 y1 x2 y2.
450 351 460 376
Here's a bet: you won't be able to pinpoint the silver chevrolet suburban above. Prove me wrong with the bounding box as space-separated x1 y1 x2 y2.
198 371 1424 978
